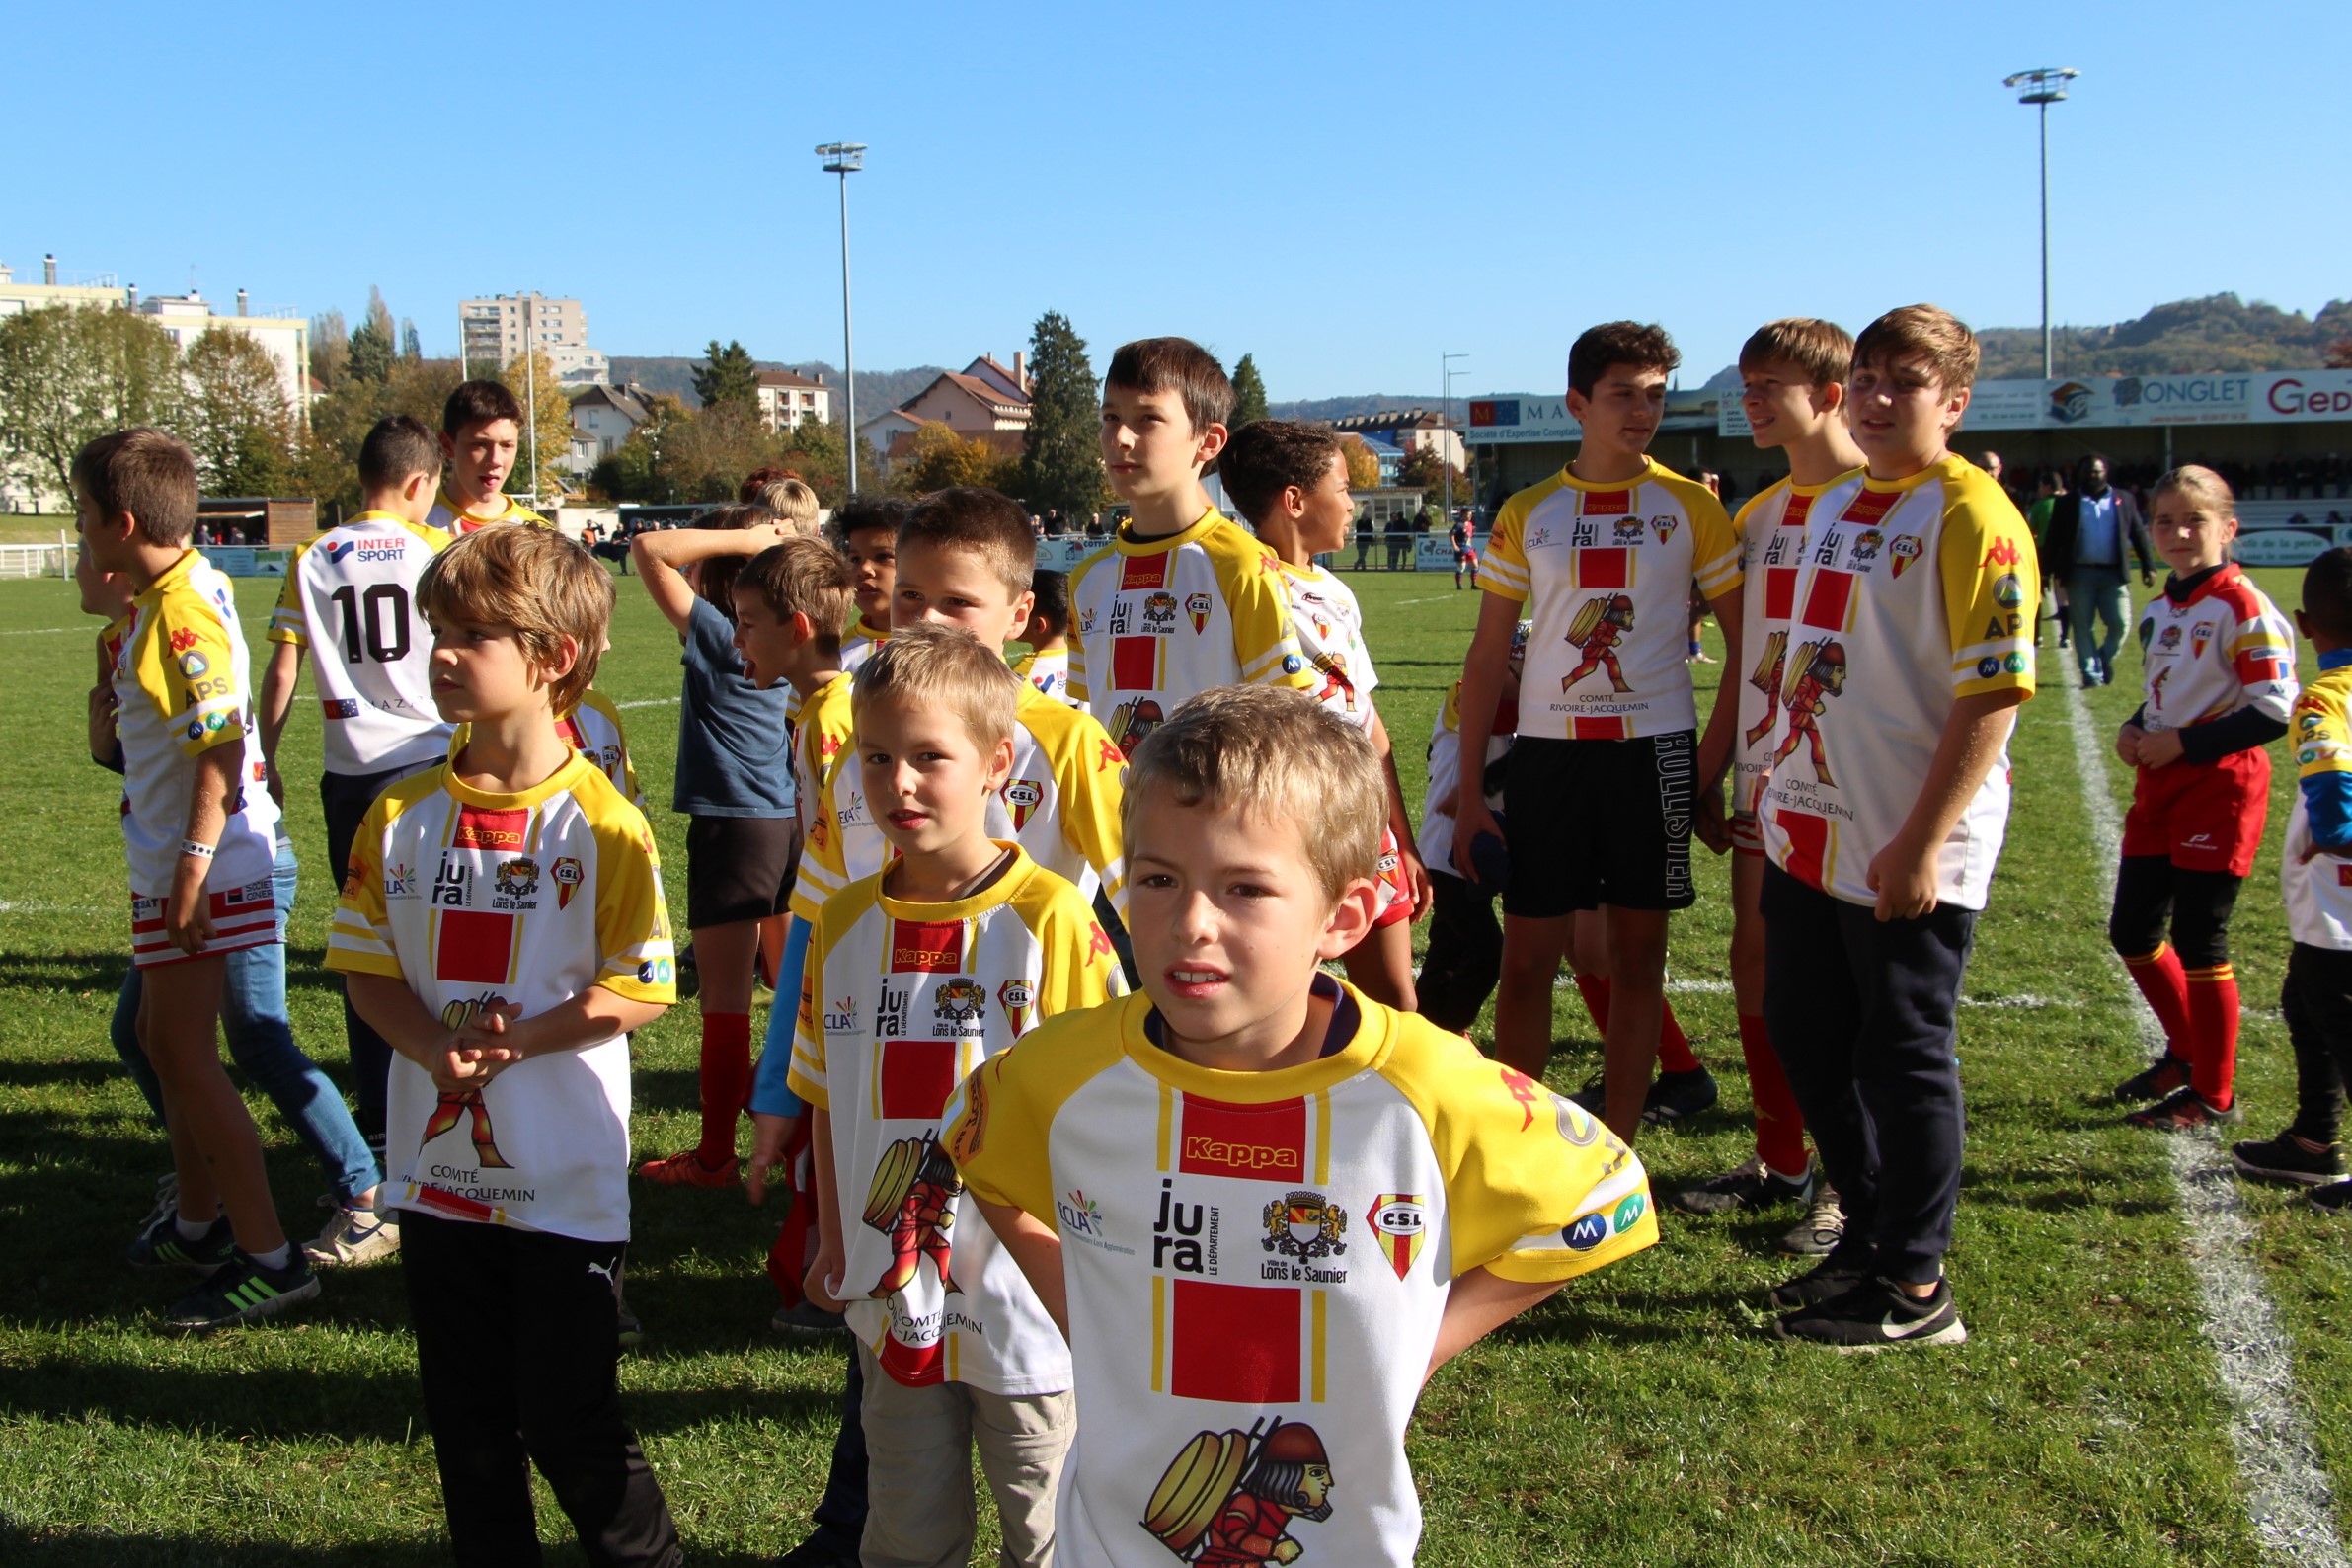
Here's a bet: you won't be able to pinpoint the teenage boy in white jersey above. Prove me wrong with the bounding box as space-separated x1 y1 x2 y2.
331 524 683 1563
1219 418 1429 1009
1067 337 1316 757
263 416 453 1238
946 686 1653 1568
426 380 548 534
1678 321 1864 1256
1450 322 1745 1139
1755 304 2036 1349
77 428 318 1331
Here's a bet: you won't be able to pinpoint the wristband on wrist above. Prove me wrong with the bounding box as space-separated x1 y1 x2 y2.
179 839 216 861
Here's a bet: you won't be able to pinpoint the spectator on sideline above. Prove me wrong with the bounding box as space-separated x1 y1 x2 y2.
2043 454 2156 687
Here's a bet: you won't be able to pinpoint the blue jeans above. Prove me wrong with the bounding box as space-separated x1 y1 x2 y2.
2067 563 2133 681
111 834 381 1204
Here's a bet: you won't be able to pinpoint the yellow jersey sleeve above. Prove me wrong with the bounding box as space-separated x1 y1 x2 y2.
588 787 678 1006
325 790 406 979
2297 676 2352 782
1686 484 1743 601
1938 473 2040 701
1208 527 1316 690
1377 1018 1657 1282
790 683 856 921
784 897 843 1109
944 999 1133 1219
1064 550 1114 706
268 550 308 647
142 591 250 758
1006 870 1127 1017
1035 698 1130 915
576 688 645 807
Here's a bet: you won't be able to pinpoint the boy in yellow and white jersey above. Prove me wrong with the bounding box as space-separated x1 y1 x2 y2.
833 497 906 672
1677 321 1866 1253
1068 337 1316 757
1219 419 1429 1010
558 686 645 807
261 416 454 1190
425 380 549 534
1754 305 2035 1351
792 625 1112 1568
78 428 317 1331
1451 322 1745 1140
1011 567 1082 711
330 523 684 1563
948 686 1652 1568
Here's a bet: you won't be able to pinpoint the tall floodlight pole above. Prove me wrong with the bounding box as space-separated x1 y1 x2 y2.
817 142 867 496
2004 68 2078 381
522 304 540 505
1441 352 1468 529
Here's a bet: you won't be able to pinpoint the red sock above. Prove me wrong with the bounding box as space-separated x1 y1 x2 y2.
2186 963 2240 1109
1738 1013 1807 1177
766 1119 816 1304
2123 943 2193 1058
1657 1000 1700 1075
1573 974 1610 1036
697 1011 752 1165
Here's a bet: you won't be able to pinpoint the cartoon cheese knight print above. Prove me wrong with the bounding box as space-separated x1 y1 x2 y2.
1770 638 1846 787
1562 592 1637 693
865 1135 964 1298
1143 1418 1335 1566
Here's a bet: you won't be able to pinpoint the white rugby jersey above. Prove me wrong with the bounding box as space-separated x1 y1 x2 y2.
1012 646 1080 711
839 613 891 676
2285 662 2352 950
1756 456 2037 910
113 550 281 904
328 755 676 1242
2134 564 2297 734
791 671 860 922
1418 680 1513 879
1067 510 1315 758
947 989 1654 1567
560 688 647 809
1482 457 1740 740
789 848 1122 1392
425 490 547 535
1280 562 1378 732
1731 475 1856 819
983 685 1130 917
270 512 453 775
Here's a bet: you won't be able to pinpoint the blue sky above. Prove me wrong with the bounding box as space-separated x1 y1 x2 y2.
11 1 2344 401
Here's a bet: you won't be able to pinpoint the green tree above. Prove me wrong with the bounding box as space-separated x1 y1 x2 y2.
185 328 294 496
310 307 349 387
0 303 186 499
588 394 687 504
1398 444 1464 498
1020 310 1109 520
500 349 575 502
660 399 771 502
291 355 461 520
693 340 760 410
347 317 393 383
1337 433 1380 492
1229 353 1270 428
892 424 1021 497
775 412 852 506
400 320 422 361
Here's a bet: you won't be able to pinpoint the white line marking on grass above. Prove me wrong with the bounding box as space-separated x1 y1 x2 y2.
0 901 106 914
0 626 75 636
2064 675 2348 1566
616 697 678 710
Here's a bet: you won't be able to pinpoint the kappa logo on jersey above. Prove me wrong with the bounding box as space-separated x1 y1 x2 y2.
169 628 200 654
1369 1194 1427 1279
1498 1064 1542 1131
1185 590 1212 633
891 919 966 973
452 806 527 851
551 856 584 910
1001 778 1044 830
1178 1096 1305 1181
1119 552 1170 592
996 978 1034 1034
1981 537 2023 570
1841 488 1901 527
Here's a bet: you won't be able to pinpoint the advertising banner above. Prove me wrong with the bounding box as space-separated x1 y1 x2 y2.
1033 537 1104 573
196 547 289 578
1955 370 2352 433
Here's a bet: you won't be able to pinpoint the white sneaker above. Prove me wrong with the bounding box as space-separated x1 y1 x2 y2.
304 1200 401 1267
1776 1180 1845 1257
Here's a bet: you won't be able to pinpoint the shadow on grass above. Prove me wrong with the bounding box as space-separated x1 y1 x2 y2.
0 1522 779 1567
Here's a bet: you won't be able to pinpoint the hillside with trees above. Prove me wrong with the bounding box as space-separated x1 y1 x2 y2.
607 355 941 421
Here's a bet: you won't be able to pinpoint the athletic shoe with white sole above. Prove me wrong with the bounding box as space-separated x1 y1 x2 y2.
2115 1054 2191 1103
2127 1086 2241 1132
2232 1130 2344 1187
1671 1156 1810 1216
164 1252 321 1332
126 1213 235 1272
1642 1067 1720 1127
1776 1180 1846 1258
1773 1276 1967 1351
304 1201 401 1266
1767 1252 1872 1311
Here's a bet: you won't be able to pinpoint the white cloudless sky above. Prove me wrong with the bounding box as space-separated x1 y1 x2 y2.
10 0 2345 400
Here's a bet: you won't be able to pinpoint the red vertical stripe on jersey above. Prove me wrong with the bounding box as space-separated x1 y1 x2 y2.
1171 1279 1300 1404
876 1332 946 1386
1569 716 1627 740
450 806 529 853
1577 548 1630 589
1783 492 1815 526
1112 636 1161 694
1119 553 1171 592
877 1040 959 1120
889 919 966 973
1839 489 1900 527
1774 810 1831 893
1799 569 1854 632
1579 490 1633 516
435 909 515 983
1176 1096 1306 1182
1764 565 1800 621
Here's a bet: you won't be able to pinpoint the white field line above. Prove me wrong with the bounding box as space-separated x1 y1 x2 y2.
0 626 75 636
2064 675 2348 1565
615 697 678 710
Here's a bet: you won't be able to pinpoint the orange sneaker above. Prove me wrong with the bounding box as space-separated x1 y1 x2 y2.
638 1150 741 1188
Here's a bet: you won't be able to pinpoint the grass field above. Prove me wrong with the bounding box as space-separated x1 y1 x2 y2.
0 562 2345 1565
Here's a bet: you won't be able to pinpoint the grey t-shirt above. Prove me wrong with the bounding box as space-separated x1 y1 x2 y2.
672 596 794 817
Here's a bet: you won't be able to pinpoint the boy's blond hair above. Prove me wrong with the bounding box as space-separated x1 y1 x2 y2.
418 525 612 714
900 487 1036 601
1853 304 1981 394
737 537 854 651
751 475 823 533
852 621 1020 755
1738 318 1854 390
1123 686 1381 902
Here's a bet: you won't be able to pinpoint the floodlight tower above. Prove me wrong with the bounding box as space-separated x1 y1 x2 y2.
1442 352 1468 527
2003 67 2079 381
817 141 867 495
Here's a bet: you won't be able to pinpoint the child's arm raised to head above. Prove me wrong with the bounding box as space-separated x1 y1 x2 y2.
629 520 790 634
978 1196 1068 1339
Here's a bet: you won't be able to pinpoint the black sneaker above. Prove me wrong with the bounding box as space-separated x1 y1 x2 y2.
2128 1086 2241 1131
1643 1067 1719 1127
126 1214 235 1272
1672 1157 1811 1216
2115 1055 2191 1103
771 1299 848 1338
2308 1181 2352 1215
2232 1130 2344 1186
1774 1276 1967 1351
1767 1252 1872 1311
674 940 701 1002
164 1252 321 1332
